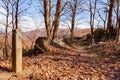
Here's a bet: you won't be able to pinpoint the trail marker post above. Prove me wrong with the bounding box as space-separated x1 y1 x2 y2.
12 29 22 73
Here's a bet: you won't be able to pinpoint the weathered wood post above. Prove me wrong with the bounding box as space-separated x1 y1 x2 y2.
12 29 22 73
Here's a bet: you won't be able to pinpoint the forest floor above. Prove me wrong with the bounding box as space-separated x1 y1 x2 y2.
0 41 120 80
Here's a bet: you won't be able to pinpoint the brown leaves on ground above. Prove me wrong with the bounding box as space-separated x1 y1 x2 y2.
0 41 120 80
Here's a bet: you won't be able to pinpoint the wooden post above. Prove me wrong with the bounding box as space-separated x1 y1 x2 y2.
12 29 22 73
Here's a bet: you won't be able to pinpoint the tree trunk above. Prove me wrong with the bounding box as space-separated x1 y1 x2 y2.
52 0 62 40
116 0 120 42
89 0 96 45
116 16 120 42
118 17 120 42
43 0 51 41
71 15 75 40
3 2 9 59
70 0 77 40
104 11 108 30
15 0 19 29
107 0 114 39
49 0 52 42
103 21 106 29
4 15 8 59
115 0 119 28
70 12 75 40
12 5 15 29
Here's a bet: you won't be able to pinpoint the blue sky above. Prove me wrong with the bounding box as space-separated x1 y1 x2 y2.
18 0 92 31
0 0 115 32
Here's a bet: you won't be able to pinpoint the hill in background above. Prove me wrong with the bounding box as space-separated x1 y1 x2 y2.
22 28 90 40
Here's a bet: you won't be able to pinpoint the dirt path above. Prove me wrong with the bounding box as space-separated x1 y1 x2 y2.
0 45 120 80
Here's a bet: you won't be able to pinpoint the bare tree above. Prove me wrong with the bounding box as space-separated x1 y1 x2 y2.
0 0 10 59
43 0 52 42
8 0 32 29
52 0 63 40
10 0 15 29
0 0 31 59
40 0 69 41
88 0 98 45
107 0 115 39
14 0 20 29
66 0 84 39
70 0 79 39
97 8 108 29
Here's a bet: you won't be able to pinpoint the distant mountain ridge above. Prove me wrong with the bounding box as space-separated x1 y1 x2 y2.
22 28 91 39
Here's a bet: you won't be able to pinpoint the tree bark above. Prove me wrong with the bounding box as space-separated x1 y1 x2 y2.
116 16 120 42
70 0 77 40
89 0 97 45
116 0 120 42
52 0 63 40
107 0 114 39
49 0 52 42
15 0 19 29
3 0 9 59
43 0 51 41
97 9 107 29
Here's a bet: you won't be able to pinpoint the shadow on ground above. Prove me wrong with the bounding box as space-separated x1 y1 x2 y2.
0 66 11 72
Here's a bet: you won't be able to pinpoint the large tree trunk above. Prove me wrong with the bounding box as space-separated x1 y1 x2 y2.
43 0 51 41
52 0 62 40
49 0 52 42
107 0 114 39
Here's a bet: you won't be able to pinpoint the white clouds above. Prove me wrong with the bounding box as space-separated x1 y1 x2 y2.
0 12 45 32
60 19 90 29
75 19 90 29
0 5 91 32
0 9 100 32
19 16 45 32
19 16 36 31
0 5 45 32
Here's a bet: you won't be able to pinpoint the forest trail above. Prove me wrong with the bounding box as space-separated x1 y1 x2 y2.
0 44 120 80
